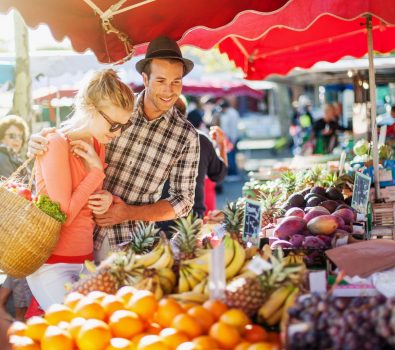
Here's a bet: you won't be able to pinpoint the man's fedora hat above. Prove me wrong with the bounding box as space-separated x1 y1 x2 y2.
136 36 194 76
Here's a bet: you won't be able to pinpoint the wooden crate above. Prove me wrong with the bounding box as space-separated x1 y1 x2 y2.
371 202 395 238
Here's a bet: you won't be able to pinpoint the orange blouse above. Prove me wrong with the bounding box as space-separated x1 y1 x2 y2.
35 132 106 263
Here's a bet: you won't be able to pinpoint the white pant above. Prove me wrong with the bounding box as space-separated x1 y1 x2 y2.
94 235 113 264
26 263 85 311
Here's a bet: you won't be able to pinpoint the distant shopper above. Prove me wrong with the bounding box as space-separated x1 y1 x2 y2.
0 115 32 321
386 105 395 138
313 104 338 154
219 99 240 176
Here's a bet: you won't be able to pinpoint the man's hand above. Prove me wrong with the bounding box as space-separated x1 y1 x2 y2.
94 196 129 227
27 127 56 157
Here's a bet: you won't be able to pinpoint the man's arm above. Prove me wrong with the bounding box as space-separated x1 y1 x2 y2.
95 196 176 226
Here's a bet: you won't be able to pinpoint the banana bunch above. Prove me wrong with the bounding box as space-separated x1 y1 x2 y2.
134 271 164 300
168 291 209 304
178 235 247 294
134 239 174 270
257 285 299 326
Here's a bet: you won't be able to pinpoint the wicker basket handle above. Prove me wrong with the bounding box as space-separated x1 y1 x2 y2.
1 156 36 191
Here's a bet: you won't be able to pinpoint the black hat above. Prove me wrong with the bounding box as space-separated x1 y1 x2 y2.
136 36 194 76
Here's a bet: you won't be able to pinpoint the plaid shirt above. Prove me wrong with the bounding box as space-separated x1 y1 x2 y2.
94 92 200 250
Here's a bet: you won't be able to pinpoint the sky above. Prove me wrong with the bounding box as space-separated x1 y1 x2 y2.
0 10 72 52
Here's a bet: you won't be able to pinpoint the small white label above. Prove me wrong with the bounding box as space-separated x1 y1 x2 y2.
247 256 272 275
213 224 226 240
309 270 327 293
335 235 349 247
356 213 366 222
353 224 365 234
265 228 275 237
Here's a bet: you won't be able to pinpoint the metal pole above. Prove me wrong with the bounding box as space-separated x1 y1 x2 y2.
367 15 380 200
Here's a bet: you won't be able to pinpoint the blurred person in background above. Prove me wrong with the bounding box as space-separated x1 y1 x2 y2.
386 105 395 138
313 104 339 154
0 115 33 321
219 99 240 178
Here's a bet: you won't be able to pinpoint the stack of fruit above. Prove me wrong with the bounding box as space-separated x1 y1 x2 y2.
8 288 281 350
270 195 357 252
286 293 394 350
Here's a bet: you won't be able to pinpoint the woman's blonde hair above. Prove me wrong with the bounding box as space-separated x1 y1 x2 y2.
65 69 134 127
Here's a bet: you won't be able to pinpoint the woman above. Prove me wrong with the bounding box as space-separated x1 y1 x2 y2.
26 69 134 310
0 115 32 321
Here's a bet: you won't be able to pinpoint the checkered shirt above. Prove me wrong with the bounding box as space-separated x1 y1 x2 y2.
94 92 200 250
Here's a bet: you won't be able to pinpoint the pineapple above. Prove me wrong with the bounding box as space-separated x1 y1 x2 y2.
259 194 283 227
280 171 297 196
223 247 304 317
71 249 141 295
129 222 160 254
170 212 202 260
223 201 244 242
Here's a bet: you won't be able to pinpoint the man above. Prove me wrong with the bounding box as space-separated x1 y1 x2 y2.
29 36 200 260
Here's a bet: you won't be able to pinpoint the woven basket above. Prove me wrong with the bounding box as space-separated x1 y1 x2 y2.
0 158 61 278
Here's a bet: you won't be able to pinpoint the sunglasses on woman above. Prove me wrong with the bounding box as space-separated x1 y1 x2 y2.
98 110 132 133
5 133 24 141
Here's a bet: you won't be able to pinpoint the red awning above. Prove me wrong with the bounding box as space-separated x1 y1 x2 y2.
219 15 395 80
177 0 395 50
0 0 289 64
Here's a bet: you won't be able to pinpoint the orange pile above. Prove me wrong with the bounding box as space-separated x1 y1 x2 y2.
8 287 281 350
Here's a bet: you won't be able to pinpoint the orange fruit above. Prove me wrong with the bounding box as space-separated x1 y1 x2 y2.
202 300 228 321
74 298 106 321
127 290 158 321
159 328 190 348
146 322 162 335
41 325 73 350
109 310 145 339
68 317 86 339
187 306 215 333
87 291 108 302
44 304 75 325
247 342 277 350
181 303 199 311
7 321 27 337
9 335 40 350
77 319 112 350
235 341 252 350
64 292 84 310
209 322 240 349
116 286 136 305
101 294 125 319
155 298 184 328
132 333 150 344
171 313 203 339
137 335 171 350
243 324 268 343
192 335 219 348
220 309 250 333
25 316 49 341
105 338 133 350
175 342 202 350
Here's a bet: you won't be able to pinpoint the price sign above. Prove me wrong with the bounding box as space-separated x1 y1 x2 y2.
351 172 371 214
242 199 262 246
